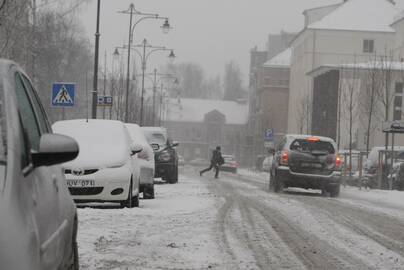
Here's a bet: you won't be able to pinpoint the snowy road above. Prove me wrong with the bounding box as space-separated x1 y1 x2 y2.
78 166 404 269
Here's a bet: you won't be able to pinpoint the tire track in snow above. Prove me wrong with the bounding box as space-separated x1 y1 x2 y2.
295 196 404 258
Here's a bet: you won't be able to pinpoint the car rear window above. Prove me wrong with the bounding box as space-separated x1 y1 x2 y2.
144 132 166 146
289 139 335 154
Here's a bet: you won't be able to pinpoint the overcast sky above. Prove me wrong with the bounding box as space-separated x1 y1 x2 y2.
77 0 356 81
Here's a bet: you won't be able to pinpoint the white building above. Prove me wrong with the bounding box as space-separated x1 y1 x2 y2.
288 0 399 134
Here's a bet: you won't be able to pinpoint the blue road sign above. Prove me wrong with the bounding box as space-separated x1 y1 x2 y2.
264 128 274 141
97 95 113 106
52 83 75 107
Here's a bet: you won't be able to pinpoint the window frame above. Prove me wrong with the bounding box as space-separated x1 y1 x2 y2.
363 39 374 53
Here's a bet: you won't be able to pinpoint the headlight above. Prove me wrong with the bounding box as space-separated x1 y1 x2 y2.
158 150 172 162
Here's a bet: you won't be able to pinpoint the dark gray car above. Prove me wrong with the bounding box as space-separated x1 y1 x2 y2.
0 60 79 270
271 134 341 197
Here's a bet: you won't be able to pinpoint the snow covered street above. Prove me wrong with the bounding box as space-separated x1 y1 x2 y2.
78 166 404 269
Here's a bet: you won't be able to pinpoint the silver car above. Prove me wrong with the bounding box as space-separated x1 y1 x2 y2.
0 60 79 270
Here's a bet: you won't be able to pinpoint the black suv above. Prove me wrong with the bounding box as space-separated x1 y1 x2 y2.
271 134 341 197
141 127 179 184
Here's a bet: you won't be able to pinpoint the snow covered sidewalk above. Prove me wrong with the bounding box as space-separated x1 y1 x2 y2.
77 169 222 270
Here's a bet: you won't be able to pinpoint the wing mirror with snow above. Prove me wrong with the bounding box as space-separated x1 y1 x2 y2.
131 143 143 156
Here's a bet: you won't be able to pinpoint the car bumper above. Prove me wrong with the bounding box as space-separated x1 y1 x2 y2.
155 162 175 177
220 166 238 172
66 168 134 202
277 166 341 189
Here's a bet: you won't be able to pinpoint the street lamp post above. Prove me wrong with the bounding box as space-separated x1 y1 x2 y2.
132 39 175 125
116 43 175 124
119 3 171 123
91 0 101 119
135 70 178 126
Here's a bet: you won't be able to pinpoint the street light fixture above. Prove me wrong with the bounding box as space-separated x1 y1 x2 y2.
130 39 175 125
119 3 172 123
161 19 171 34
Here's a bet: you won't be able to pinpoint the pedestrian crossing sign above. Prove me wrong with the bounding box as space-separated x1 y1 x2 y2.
52 83 75 107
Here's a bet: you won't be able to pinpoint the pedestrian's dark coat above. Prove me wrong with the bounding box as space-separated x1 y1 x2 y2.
211 149 224 165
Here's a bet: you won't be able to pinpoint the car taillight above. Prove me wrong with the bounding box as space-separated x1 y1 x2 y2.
138 150 149 161
335 154 342 170
280 150 289 166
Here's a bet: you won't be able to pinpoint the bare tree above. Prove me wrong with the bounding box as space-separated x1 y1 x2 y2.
377 51 395 150
360 57 382 155
296 95 311 134
340 62 360 175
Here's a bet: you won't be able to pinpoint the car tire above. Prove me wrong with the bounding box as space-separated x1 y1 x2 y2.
121 179 134 208
168 166 178 184
273 171 284 193
330 185 340 197
143 185 155 199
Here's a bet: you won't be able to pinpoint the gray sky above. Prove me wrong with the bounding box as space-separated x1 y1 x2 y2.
78 0 343 81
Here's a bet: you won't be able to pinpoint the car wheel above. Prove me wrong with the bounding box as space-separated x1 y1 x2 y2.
121 179 133 208
143 185 155 199
168 166 178 184
330 185 340 197
273 172 284 193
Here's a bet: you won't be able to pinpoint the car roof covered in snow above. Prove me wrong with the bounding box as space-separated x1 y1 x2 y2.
125 123 149 146
52 119 131 169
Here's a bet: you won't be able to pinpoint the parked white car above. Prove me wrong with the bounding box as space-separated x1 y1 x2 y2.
53 119 143 208
125 123 155 199
0 60 79 270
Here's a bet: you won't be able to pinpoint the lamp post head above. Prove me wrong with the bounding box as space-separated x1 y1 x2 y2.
113 48 120 57
168 50 176 61
161 18 171 34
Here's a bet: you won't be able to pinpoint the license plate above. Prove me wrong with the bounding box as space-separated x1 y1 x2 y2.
66 179 95 188
301 162 322 169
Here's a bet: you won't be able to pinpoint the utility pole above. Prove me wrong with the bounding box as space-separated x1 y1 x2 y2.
124 4 134 123
152 68 157 126
140 39 147 126
92 0 101 119
103 50 107 119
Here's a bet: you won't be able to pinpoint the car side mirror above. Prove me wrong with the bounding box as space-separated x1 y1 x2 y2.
32 134 79 168
171 141 179 147
131 143 143 156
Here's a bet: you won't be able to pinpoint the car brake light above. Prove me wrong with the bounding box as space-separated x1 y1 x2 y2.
335 154 342 169
306 137 320 142
280 150 289 166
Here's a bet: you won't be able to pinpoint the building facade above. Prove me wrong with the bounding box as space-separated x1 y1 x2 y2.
288 0 397 134
163 98 249 165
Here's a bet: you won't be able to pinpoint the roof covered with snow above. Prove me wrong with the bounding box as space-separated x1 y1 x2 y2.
308 0 398 33
165 98 248 125
263 48 292 67
308 61 404 77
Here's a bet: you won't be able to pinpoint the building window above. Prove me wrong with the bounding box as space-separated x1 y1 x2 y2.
394 96 402 108
396 82 403 94
394 109 402 121
363 39 374 53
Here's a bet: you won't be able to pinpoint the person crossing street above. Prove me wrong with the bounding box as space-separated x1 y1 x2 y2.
200 146 224 178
